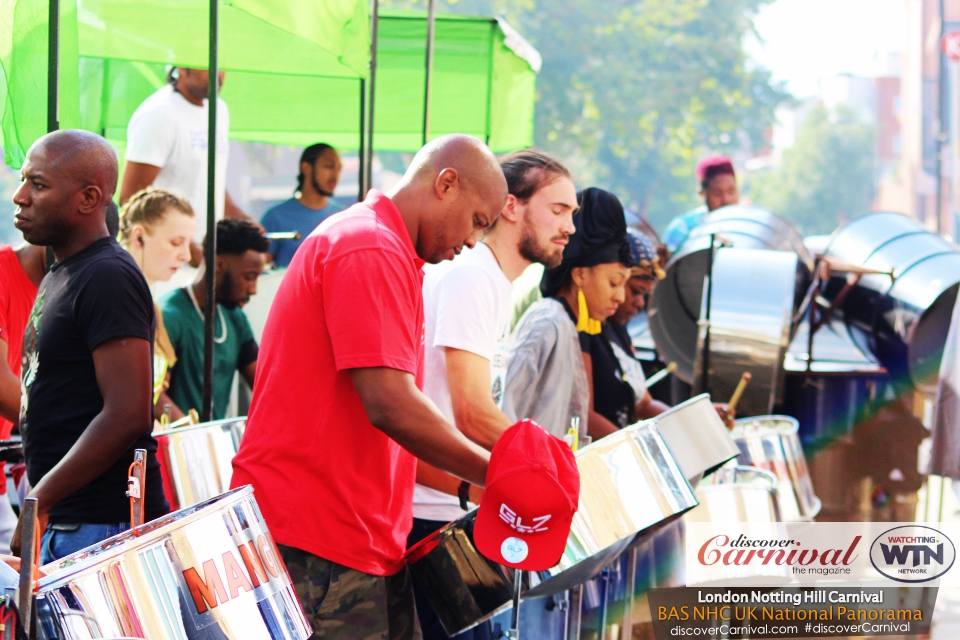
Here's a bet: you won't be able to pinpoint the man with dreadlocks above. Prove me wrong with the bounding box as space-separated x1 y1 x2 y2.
120 66 251 265
260 143 344 267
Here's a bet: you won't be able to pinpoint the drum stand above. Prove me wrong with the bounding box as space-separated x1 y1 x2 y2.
506 571 523 639
17 497 39 640
566 587 582 640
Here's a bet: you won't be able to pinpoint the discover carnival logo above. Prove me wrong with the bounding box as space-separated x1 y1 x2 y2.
869 525 956 583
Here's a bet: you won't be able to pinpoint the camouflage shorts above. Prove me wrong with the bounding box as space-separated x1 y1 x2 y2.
278 544 422 640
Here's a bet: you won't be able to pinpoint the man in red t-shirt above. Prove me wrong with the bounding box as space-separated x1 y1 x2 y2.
231 134 507 638
0 242 44 552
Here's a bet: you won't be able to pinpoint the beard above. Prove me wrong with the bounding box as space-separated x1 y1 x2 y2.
517 218 565 269
217 270 243 309
311 173 335 198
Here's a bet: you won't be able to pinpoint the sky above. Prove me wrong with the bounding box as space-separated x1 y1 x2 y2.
746 0 909 98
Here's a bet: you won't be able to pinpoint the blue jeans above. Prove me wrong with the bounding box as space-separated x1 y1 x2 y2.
40 522 130 565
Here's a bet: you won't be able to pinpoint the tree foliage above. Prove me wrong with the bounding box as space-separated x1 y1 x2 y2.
385 0 789 231
749 104 875 236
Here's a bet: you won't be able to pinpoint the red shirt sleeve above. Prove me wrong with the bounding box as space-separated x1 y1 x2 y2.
0 282 9 346
322 247 422 374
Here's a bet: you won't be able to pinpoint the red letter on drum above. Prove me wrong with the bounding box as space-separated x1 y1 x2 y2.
184 560 229 614
258 535 281 579
239 542 269 587
223 551 254 598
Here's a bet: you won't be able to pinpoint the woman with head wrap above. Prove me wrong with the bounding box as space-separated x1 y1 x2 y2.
501 187 633 440
582 230 669 432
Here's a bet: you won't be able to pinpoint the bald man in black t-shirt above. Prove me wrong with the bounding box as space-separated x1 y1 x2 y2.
10 130 168 561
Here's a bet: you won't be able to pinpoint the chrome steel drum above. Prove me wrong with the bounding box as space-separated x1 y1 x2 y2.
691 248 798 416
36 486 310 640
406 420 697 636
650 206 810 386
685 466 789 585
730 416 821 521
652 393 739 482
154 418 245 510
820 211 960 392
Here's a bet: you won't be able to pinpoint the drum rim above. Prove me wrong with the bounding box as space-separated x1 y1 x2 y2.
729 415 799 439
153 416 246 437
39 485 255 584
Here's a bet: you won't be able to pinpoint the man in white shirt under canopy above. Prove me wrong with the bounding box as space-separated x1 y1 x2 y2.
120 67 252 265
411 149 578 640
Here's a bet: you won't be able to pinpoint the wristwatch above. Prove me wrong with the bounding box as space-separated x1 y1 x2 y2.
458 481 471 511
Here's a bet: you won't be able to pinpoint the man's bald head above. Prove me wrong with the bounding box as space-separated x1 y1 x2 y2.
35 129 119 199
390 134 507 263
12 130 118 254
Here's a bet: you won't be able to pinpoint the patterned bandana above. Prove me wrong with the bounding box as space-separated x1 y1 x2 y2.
627 229 665 280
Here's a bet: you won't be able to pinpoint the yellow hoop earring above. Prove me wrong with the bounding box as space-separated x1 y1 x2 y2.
576 290 602 335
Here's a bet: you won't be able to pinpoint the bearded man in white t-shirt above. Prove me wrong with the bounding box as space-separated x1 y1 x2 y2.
120 67 251 265
410 149 578 640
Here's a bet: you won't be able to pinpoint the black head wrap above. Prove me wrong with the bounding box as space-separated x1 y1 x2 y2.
540 187 633 297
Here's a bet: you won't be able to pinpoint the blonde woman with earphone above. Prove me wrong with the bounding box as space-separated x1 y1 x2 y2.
119 189 196 421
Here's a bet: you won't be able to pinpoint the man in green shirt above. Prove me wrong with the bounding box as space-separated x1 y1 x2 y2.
160 219 269 419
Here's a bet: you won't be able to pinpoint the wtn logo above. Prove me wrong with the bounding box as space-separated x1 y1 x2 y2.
870 526 956 583
879 542 944 566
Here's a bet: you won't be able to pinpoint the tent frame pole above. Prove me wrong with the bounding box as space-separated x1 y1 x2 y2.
422 0 436 146
362 0 379 196
202 0 219 422
47 0 60 131
358 78 366 201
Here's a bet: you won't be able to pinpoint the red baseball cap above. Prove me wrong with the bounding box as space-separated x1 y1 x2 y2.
474 420 580 571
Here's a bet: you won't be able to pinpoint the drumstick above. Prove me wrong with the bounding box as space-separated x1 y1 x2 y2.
645 362 677 388
727 372 752 414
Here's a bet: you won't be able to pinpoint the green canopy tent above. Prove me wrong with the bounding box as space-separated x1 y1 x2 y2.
0 3 539 167
0 0 539 419
0 0 370 168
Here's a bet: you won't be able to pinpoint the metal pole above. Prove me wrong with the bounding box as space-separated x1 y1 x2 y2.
363 0 379 196
597 567 611 640
47 0 60 132
700 234 716 395
507 570 522 639
202 0 219 422
567 586 583 640
422 0 436 146
621 548 637 640
937 0 946 234
17 498 38 640
358 78 366 201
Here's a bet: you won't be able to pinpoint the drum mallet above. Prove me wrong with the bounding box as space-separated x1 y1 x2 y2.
727 372 752 415
644 362 677 388
17 497 39 640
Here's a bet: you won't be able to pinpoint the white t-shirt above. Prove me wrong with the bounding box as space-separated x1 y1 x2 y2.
414 243 514 522
126 85 230 243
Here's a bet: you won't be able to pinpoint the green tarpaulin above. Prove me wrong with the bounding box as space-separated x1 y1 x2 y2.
0 1 538 169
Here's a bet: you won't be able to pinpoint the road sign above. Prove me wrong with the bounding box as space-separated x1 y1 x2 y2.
942 31 960 62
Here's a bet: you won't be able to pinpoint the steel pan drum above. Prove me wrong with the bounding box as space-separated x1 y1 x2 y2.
691 248 798 416
650 206 810 387
154 418 246 510
730 416 821 521
36 486 310 640
820 211 960 392
685 466 789 585
406 419 697 636
652 393 739 482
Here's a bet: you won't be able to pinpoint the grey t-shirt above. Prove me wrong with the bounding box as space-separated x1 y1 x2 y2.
502 298 589 438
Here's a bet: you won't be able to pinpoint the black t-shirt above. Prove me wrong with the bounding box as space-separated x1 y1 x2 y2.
20 237 169 524
579 323 636 429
